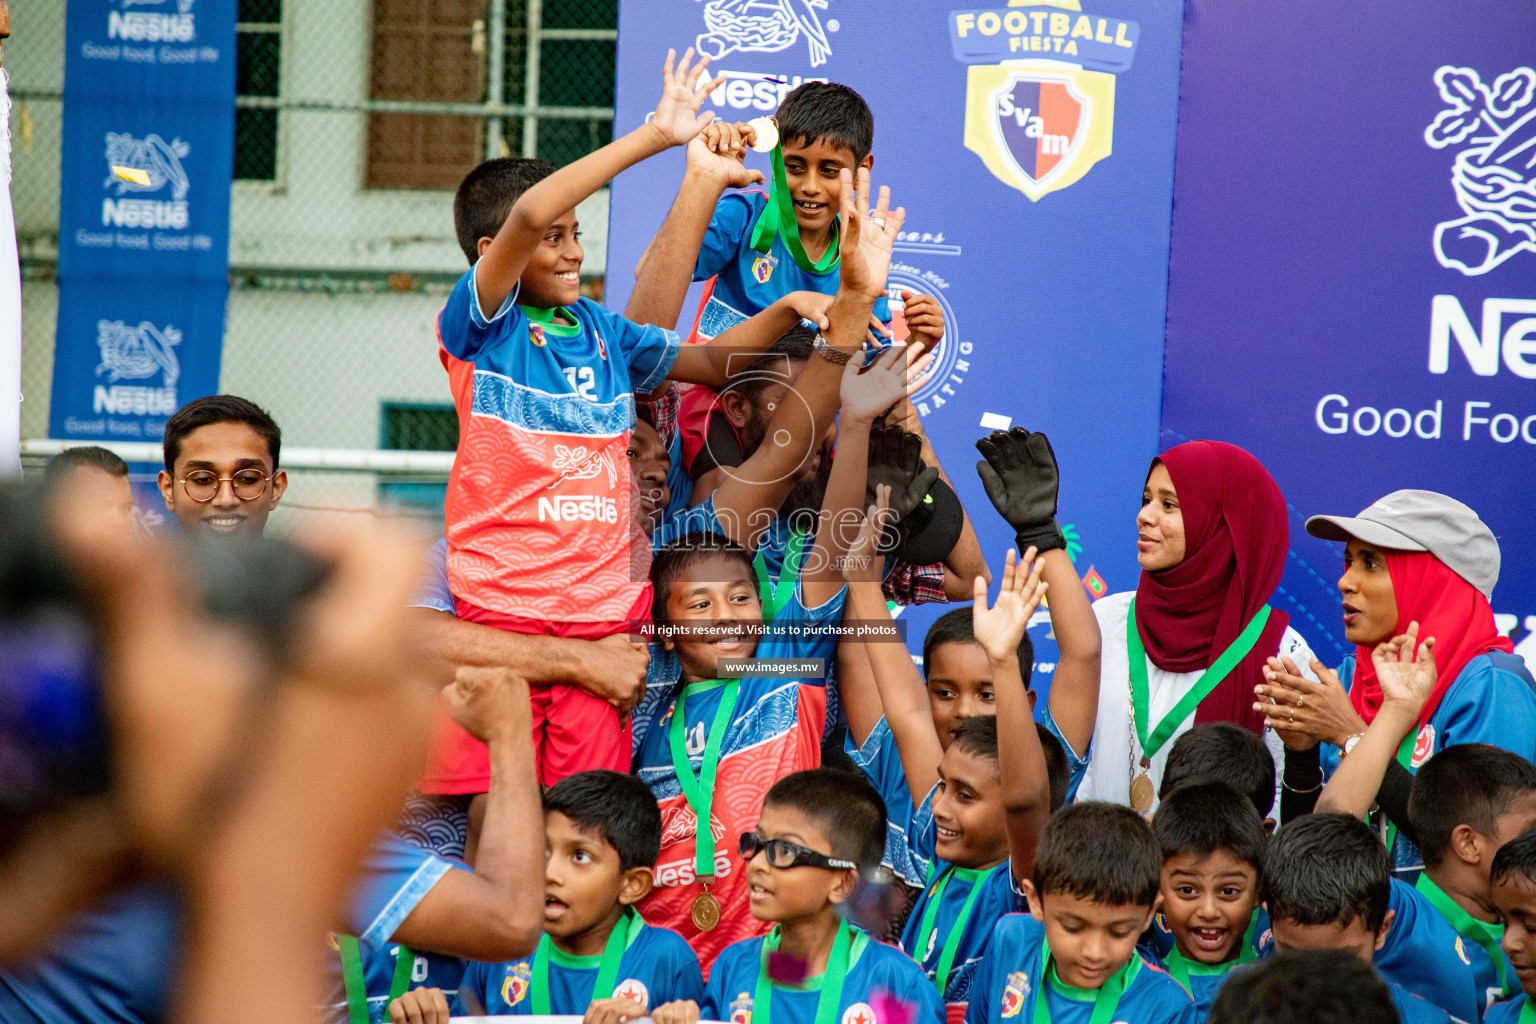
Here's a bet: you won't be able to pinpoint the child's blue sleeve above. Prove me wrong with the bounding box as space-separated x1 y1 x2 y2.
697 945 736 1019
409 539 456 615
694 192 759 281
439 263 520 362
844 717 930 886
1037 704 1090 803
762 579 847 666
585 302 682 395
669 940 706 1005
346 833 462 945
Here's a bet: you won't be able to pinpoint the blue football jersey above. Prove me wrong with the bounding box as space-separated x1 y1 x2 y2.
900 862 1019 1024
1376 876 1507 1022
453 916 703 1016
1392 981 1456 1024
1141 909 1269 1021
701 927 946 1024
1485 993 1529 1024
691 191 890 341
962 914 1196 1024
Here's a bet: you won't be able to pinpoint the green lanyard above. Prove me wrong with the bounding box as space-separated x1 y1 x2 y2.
1519 995 1536 1024
1034 941 1137 1024
1162 911 1260 991
747 145 840 274
530 908 641 1014
337 935 415 1024
668 677 743 878
754 526 810 624
910 864 1004 998
754 920 855 1024
1415 872 1510 997
1127 599 1273 761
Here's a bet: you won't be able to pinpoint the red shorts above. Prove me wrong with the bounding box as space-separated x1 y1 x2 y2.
417 587 652 793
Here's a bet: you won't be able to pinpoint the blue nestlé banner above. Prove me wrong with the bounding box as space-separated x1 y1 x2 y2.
1162 0 1536 667
52 0 235 442
608 0 1187 676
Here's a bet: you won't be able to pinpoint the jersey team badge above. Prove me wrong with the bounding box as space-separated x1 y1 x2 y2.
1001 970 1031 1018
730 991 754 1024
529 322 548 347
502 962 531 1006
613 978 650 1009
842 1002 877 1024
1411 723 1436 768
950 0 1139 201
751 255 776 284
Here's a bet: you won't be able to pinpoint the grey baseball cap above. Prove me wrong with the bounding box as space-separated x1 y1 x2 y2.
1305 490 1500 599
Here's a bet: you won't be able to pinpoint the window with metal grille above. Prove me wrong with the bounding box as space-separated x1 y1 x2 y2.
378 403 457 522
364 0 616 189
234 0 282 181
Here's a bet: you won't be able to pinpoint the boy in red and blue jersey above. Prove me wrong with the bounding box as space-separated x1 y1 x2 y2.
429 49 834 792
964 803 1197 1024
1483 826 1536 1024
1258 813 1452 1024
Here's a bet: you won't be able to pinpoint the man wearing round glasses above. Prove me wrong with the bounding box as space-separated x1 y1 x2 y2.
156 395 287 538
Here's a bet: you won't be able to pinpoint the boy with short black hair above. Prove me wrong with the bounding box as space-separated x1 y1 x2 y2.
41 445 135 533
388 770 703 1023
1259 813 1451 1024
1145 783 1268 1020
1483 826 1536 1023
650 768 946 1024
1317 671 1536 1020
964 802 1196 1024
157 394 286 538
1159 723 1277 824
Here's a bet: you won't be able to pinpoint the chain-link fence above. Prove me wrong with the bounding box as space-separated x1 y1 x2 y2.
8 0 619 530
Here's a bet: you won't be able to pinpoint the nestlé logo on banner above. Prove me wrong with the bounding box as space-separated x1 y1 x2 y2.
950 0 1139 200
102 132 190 230
1315 65 1536 448
108 0 196 44
93 318 181 418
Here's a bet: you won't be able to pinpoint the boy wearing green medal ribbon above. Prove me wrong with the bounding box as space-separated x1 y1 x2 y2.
1142 783 1268 1021
1483 827 1536 1024
964 803 1196 1024
1313 625 1536 1020
1258 814 1452 1024
651 768 946 1024
387 771 703 1024
625 81 947 501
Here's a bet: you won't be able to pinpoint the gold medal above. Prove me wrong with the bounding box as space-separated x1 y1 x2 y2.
1129 771 1155 813
690 889 721 931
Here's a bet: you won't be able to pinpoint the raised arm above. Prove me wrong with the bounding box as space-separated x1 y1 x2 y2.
1316 624 1437 819
972 549 1052 884
974 428 1099 752
706 166 905 551
390 668 544 961
888 402 989 598
802 345 928 607
665 290 832 387
841 487 946 806
627 119 764 328
474 49 723 316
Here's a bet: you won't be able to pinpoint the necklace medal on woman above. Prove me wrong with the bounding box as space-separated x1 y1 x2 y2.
1125 598 1274 814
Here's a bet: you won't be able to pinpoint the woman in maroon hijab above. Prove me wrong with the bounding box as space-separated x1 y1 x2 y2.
1074 440 1318 813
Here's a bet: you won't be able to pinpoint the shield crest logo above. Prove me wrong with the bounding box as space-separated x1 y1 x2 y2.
501 963 531 1006
964 60 1116 201
752 255 775 284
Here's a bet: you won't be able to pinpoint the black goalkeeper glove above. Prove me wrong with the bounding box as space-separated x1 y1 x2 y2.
866 423 940 535
974 427 1066 555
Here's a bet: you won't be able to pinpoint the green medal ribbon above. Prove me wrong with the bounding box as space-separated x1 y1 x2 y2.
1127 599 1273 762
753 919 855 1024
530 907 642 1014
909 863 1004 998
668 677 743 879
1415 872 1511 998
1034 940 1138 1024
748 144 840 275
753 526 810 624
338 935 415 1024
1162 910 1260 992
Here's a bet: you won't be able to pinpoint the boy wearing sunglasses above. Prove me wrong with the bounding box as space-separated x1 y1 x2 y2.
387 771 703 1024
652 768 945 1024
